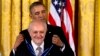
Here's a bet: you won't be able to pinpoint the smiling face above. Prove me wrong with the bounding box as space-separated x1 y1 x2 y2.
30 5 47 21
28 20 47 46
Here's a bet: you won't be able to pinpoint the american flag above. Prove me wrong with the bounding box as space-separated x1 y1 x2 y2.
48 0 75 55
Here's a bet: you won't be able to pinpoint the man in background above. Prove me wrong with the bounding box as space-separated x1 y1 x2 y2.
10 1 74 56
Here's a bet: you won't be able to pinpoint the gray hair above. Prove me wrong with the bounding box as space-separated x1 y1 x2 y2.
28 20 47 32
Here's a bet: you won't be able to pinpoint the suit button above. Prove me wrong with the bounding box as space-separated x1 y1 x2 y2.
49 32 51 34
48 53 50 55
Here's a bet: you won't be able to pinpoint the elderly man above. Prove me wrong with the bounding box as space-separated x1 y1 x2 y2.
14 20 64 56
10 1 74 56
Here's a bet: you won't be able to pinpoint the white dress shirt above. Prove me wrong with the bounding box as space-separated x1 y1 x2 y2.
31 40 44 56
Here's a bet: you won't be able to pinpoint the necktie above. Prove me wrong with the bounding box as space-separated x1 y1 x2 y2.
36 47 42 56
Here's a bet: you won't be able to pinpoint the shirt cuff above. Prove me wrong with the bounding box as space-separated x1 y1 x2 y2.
60 44 65 52
12 49 15 55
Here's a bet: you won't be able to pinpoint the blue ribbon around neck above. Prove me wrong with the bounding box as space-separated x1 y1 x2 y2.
25 39 53 56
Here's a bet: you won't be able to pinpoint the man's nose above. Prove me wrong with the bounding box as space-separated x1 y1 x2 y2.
37 32 41 37
39 13 43 18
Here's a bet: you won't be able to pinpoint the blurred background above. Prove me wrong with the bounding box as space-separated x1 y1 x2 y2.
0 0 100 56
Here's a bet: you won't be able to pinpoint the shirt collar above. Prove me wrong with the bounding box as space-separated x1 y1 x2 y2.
31 40 44 52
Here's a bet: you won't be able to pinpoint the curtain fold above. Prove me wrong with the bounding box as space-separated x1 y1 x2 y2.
78 0 95 56
1 0 11 56
11 0 21 48
0 0 39 56
0 0 2 54
0 0 100 56
22 0 30 30
95 0 100 56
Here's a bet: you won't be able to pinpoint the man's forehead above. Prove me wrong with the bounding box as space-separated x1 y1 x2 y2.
32 5 45 9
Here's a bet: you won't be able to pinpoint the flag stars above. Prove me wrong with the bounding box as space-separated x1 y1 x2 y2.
54 0 58 5
59 1 62 6
58 8 61 13
62 2 65 7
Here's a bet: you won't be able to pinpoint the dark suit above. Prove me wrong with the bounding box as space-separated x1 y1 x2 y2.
45 24 74 56
10 24 74 56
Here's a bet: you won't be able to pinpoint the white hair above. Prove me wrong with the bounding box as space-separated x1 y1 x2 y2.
28 20 47 32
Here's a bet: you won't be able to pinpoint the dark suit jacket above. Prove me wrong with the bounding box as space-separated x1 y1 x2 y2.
10 24 74 56
15 43 65 56
11 26 65 56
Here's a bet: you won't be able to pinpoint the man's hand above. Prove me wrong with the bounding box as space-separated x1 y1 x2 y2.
52 35 64 47
13 34 24 51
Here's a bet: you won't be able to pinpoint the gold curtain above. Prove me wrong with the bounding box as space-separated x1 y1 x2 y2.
1 0 11 56
0 0 100 56
78 0 95 56
0 0 1 55
11 0 21 49
95 0 100 56
78 0 100 56
0 0 39 56
22 0 30 30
